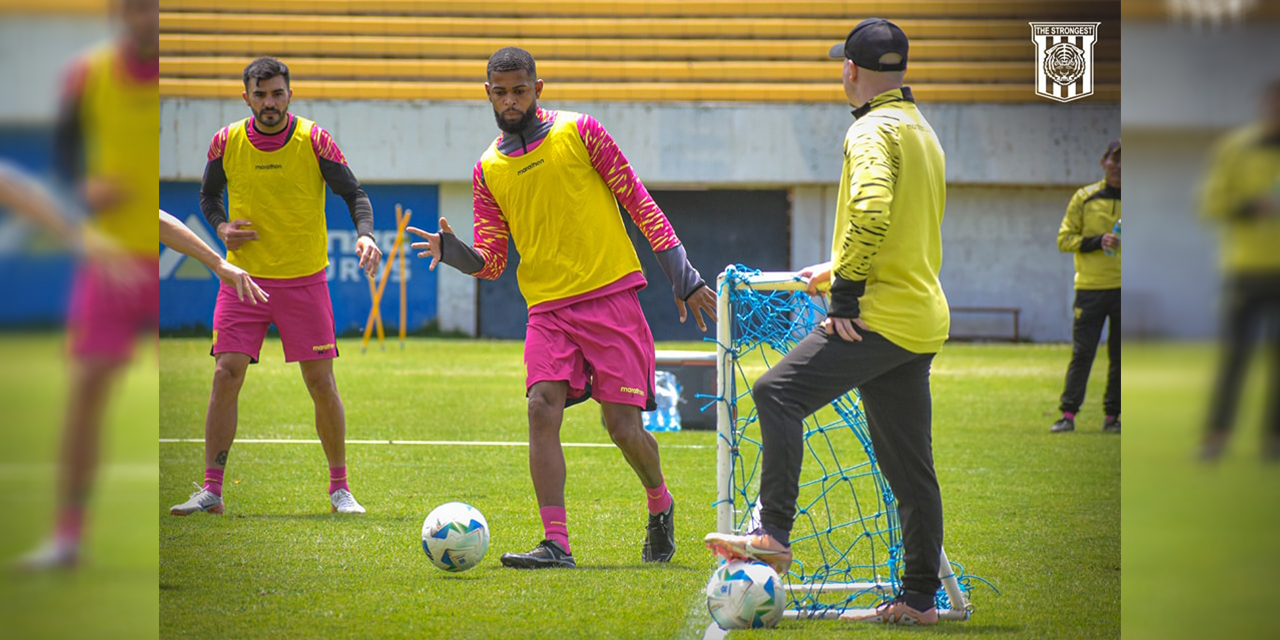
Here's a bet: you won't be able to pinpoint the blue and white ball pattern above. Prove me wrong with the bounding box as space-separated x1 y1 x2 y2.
421 502 489 572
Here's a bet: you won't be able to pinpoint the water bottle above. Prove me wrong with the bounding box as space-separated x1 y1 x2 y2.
1104 218 1121 256
642 371 682 432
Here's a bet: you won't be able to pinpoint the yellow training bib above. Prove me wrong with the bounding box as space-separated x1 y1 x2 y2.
222 116 328 279
81 44 158 256
479 112 641 307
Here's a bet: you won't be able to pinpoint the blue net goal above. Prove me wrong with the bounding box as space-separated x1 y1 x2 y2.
709 265 982 620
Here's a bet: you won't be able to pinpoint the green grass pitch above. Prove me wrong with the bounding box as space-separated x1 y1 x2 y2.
0 333 159 640
156 337 1119 639
1122 342 1280 640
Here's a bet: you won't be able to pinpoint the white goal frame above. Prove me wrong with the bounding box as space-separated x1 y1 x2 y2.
713 270 971 621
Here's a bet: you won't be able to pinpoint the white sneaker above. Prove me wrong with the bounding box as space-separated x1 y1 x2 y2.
13 539 79 572
169 482 225 515
330 488 366 514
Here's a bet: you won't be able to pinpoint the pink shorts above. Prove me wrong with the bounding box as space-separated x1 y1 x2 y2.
525 286 656 410
67 257 160 362
211 270 337 363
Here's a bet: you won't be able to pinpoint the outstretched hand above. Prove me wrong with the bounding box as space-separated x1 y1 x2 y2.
82 227 146 294
213 259 270 305
407 217 454 271
675 284 718 332
356 234 382 278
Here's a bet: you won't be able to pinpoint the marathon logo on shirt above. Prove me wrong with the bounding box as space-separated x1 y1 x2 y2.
517 159 545 175
1029 22 1100 103
619 386 645 395
255 163 283 170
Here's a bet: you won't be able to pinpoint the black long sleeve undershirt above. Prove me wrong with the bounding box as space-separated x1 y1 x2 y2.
199 155 373 237
52 89 83 186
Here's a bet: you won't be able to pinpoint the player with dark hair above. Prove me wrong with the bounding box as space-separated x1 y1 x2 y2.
409 46 717 568
1049 140 1121 434
703 19 951 625
12 0 159 571
168 56 382 517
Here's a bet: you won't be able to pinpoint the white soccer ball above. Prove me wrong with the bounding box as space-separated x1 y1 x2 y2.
706 559 785 629
421 502 489 572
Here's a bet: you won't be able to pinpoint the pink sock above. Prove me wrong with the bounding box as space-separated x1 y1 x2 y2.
646 479 673 514
1062 412 1076 420
54 507 84 547
329 466 349 494
1106 415 1117 421
203 468 224 497
540 506 570 554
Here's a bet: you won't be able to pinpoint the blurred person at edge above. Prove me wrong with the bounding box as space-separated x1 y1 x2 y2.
1199 78 1280 462
11 0 158 570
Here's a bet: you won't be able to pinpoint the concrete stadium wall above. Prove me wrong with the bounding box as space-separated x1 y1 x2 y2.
1121 19 1280 338
161 99 1117 187
161 98 1118 342
0 17 112 124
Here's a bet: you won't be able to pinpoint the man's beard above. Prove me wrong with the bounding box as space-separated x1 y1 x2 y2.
255 106 287 127
494 101 538 134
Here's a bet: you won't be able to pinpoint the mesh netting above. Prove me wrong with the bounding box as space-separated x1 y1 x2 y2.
708 265 981 616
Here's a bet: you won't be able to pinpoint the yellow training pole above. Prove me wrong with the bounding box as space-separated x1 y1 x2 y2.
361 204 409 352
398 207 410 349
362 274 382 353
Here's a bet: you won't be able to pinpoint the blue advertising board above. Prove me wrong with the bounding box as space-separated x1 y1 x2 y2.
158 182 438 334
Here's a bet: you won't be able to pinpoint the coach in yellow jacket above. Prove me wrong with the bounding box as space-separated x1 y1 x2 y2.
1050 140 1121 434
1199 79 1280 460
705 19 950 626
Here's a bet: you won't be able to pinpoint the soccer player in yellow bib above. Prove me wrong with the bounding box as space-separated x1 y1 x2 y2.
168 57 382 517
703 20 951 625
12 0 158 571
408 47 717 568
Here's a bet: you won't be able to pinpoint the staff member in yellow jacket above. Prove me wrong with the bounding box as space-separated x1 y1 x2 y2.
704 19 950 626
1050 140 1121 434
1199 79 1280 461
169 57 382 517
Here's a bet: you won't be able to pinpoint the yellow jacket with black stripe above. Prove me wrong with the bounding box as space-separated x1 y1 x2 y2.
1200 124 1280 274
830 87 949 354
1057 180 1121 290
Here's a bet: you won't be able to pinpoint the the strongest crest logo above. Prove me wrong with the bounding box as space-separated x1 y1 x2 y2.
1030 22 1100 103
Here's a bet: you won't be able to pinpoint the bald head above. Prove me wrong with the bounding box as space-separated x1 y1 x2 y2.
843 62 906 108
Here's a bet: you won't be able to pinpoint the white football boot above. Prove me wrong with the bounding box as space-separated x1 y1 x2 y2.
12 539 79 572
330 488 366 514
169 482 225 515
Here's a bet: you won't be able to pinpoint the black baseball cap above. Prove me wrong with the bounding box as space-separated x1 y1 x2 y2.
1103 139 1120 160
828 18 909 72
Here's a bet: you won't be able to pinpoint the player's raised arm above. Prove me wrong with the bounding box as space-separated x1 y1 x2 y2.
407 162 510 279
575 112 716 330
0 160 78 247
159 209 267 304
